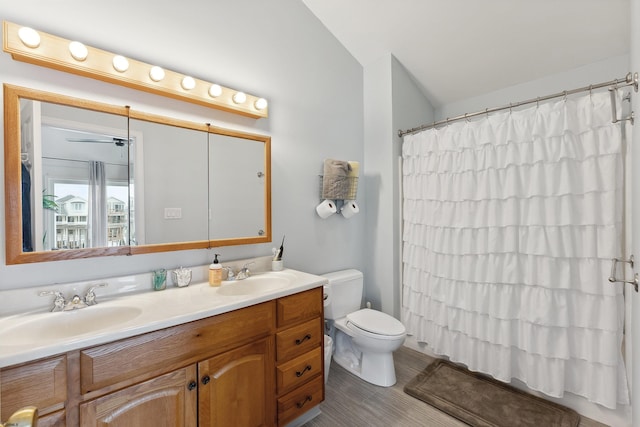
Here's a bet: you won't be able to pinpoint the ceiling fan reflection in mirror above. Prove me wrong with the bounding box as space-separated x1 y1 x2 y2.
66 136 131 146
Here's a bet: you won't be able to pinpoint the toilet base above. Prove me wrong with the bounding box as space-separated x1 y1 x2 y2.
333 329 398 387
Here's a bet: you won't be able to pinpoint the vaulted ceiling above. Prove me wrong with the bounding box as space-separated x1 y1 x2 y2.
302 0 630 107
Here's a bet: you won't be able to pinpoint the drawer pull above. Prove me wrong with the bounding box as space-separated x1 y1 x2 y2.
201 375 211 385
296 395 313 409
296 365 312 377
295 334 312 345
188 380 197 391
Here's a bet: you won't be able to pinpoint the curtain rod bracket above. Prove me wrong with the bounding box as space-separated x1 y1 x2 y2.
626 72 638 92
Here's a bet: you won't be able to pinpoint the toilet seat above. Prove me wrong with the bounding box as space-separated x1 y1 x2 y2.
346 309 405 340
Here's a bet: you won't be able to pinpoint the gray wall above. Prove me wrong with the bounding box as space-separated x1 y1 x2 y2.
0 0 365 290
437 55 629 120
364 54 433 317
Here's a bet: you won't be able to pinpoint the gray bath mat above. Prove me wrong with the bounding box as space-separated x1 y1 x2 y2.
404 359 580 427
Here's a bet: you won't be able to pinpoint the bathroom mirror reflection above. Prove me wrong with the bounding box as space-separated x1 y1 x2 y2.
209 133 268 240
4 84 271 264
128 116 209 246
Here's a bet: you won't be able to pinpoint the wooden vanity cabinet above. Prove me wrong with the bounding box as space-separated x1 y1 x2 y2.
0 354 67 427
0 286 324 427
77 301 275 427
275 287 324 426
198 337 274 426
79 365 197 426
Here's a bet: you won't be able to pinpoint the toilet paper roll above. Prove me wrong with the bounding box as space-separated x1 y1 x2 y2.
316 199 337 219
341 200 360 219
323 285 331 307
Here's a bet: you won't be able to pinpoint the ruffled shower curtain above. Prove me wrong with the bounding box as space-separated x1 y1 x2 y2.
401 91 629 409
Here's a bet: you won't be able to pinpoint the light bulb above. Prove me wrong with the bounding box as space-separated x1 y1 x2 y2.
69 41 88 61
181 76 196 90
208 84 222 97
112 55 129 72
254 98 268 110
149 66 165 82
18 27 40 48
233 92 247 104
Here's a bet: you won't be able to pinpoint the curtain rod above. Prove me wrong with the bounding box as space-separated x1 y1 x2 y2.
398 72 639 138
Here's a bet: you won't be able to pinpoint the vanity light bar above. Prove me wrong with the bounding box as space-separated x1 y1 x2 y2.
2 21 268 119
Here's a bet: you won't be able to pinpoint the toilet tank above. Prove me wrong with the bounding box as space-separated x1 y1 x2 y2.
322 269 363 320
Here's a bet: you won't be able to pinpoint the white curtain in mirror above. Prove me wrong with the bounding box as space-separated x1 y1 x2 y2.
88 160 107 248
401 90 629 409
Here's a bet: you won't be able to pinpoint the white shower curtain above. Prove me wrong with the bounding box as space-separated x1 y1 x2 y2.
401 91 629 409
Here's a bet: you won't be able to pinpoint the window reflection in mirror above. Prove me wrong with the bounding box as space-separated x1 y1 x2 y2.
21 99 129 252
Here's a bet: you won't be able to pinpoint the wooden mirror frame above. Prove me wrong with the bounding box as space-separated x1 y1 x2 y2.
4 84 271 264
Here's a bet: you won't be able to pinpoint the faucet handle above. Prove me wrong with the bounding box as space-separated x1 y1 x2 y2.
39 290 66 312
84 283 108 306
239 262 255 279
222 266 235 281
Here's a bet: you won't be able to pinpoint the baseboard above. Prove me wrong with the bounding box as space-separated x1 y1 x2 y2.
284 406 321 427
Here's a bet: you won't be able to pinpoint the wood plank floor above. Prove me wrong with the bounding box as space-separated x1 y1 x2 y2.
304 346 608 427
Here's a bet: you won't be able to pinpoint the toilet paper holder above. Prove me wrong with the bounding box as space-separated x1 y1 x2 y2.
316 176 360 219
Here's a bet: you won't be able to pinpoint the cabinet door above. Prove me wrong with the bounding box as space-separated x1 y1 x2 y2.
198 337 275 427
0 355 66 420
79 365 197 427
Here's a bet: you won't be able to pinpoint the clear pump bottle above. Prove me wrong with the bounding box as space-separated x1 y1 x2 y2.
209 254 222 286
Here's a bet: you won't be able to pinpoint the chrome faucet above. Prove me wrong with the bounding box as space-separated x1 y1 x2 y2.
64 294 89 311
235 262 255 280
39 283 108 312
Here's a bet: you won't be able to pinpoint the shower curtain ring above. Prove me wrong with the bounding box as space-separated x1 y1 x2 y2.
536 97 540 108
563 90 568 101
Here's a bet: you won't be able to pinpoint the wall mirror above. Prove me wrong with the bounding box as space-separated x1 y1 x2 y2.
4 84 271 264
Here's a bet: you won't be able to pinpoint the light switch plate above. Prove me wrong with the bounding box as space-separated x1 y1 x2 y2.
164 207 182 219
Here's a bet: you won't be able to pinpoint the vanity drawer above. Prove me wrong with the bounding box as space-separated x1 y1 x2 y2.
276 287 322 328
0 355 67 419
276 347 322 395
277 375 323 427
276 317 322 361
80 301 274 394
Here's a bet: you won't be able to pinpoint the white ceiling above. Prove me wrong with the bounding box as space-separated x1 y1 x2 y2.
302 0 630 107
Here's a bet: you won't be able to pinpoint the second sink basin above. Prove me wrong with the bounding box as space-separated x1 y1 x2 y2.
0 305 143 346
217 272 295 296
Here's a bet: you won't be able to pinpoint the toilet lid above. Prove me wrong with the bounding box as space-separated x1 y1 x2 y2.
346 309 405 336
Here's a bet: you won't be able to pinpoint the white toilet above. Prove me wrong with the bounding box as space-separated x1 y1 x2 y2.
322 269 406 387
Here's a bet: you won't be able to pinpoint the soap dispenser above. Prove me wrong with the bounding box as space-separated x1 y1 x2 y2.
209 254 222 286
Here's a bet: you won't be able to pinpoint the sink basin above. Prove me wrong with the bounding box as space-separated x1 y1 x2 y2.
0 305 143 346
217 274 293 296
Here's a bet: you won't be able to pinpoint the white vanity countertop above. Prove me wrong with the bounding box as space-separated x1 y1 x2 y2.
0 268 327 368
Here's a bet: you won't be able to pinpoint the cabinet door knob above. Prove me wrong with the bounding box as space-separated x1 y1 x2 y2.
295 365 312 377
295 334 311 345
188 381 197 391
201 375 211 385
296 395 312 409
